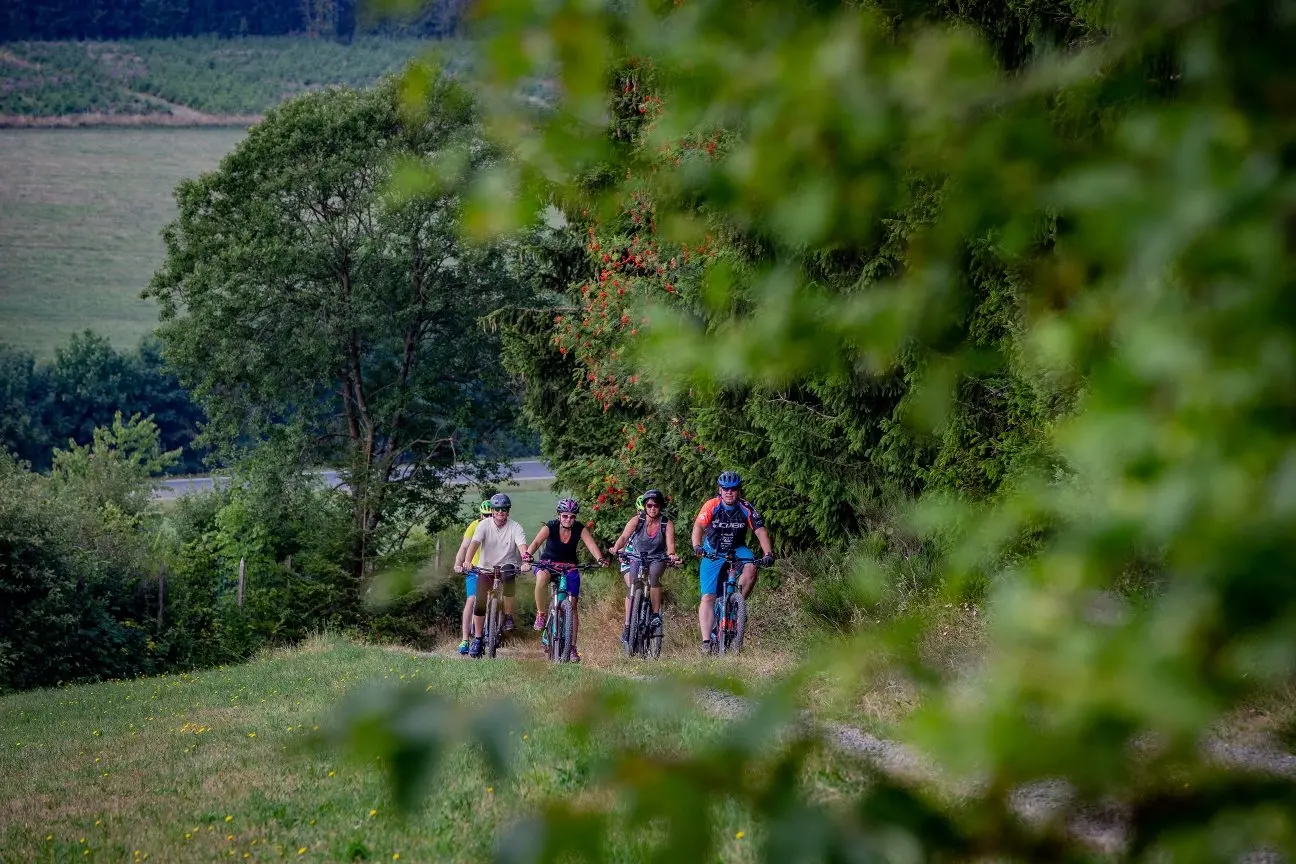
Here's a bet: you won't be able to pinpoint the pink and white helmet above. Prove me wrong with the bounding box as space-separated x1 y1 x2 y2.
556 497 581 515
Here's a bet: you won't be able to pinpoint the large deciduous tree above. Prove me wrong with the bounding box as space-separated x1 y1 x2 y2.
147 74 528 578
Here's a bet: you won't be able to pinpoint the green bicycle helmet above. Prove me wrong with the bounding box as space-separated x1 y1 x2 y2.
478 499 491 516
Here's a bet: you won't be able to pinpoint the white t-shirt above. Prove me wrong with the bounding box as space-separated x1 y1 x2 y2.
472 517 528 569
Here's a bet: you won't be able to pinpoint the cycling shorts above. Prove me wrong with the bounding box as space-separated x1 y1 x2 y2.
535 564 581 598
698 543 754 596
465 573 477 597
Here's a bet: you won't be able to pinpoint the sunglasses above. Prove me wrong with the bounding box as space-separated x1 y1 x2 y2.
492 507 510 513
644 501 661 508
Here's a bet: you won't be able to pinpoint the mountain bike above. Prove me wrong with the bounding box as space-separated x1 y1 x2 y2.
468 563 519 659
619 552 674 659
700 551 766 656
534 560 601 663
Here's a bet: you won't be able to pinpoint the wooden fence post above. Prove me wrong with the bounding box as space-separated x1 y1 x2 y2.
435 537 441 573
237 558 246 608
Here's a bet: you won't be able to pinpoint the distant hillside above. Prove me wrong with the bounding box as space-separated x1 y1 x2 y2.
0 36 459 123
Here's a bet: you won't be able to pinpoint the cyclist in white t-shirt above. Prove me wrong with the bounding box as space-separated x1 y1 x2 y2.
455 492 531 657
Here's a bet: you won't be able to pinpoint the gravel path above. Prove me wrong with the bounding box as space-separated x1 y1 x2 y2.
393 641 1294 857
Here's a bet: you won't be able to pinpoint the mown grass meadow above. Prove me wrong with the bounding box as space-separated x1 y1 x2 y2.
0 127 244 354
0 636 857 863
0 37 439 118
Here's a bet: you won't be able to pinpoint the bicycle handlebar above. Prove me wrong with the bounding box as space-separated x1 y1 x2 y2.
533 559 606 574
616 552 679 565
467 563 521 578
698 550 771 566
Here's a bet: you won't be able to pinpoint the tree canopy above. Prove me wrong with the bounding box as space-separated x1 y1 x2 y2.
146 73 531 578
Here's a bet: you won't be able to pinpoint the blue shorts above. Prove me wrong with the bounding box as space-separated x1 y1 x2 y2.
698 545 754 596
465 573 477 597
535 564 581 598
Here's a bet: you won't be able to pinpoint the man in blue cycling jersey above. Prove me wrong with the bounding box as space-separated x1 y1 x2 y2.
691 471 774 654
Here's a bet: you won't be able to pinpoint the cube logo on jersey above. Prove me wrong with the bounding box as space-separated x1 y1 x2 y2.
696 499 764 552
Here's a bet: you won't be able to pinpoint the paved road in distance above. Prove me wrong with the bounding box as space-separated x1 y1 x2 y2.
153 459 554 500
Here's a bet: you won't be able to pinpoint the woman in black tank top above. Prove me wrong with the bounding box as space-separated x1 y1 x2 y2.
524 498 609 662
539 517 584 562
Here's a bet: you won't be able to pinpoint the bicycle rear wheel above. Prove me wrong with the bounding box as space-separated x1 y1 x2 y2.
647 603 663 660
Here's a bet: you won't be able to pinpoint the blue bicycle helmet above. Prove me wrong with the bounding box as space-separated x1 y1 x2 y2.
489 492 512 510
717 471 742 489
641 489 665 506
556 497 580 514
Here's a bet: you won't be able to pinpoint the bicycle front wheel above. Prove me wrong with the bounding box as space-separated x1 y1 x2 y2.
727 592 747 655
627 586 643 658
558 598 574 663
486 594 502 659
547 608 561 662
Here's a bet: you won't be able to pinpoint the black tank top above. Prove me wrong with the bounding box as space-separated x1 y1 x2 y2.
540 519 584 563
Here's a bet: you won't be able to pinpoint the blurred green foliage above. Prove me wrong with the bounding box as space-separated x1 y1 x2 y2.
350 0 1296 859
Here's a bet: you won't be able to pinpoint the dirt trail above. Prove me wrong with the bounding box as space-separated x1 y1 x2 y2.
395 626 1295 858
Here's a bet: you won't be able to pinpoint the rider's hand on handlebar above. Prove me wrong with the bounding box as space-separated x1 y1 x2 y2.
597 558 609 569
692 545 704 557
454 562 466 574
521 551 532 564
669 554 682 566
759 553 775 567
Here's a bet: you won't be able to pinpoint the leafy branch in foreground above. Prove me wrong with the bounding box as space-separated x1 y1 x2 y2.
336 0 1296 859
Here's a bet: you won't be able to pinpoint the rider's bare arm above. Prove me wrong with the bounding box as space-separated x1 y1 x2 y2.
580 529 607 565
755 525 773 557
527 524 550 557
665 521 679 560
611 516 637 554
453 530 475 570
458 539 482 572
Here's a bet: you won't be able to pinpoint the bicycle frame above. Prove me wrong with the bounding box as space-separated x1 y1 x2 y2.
620 552 672 659
535 560 598 663
701 551 762 656
468 563 518 659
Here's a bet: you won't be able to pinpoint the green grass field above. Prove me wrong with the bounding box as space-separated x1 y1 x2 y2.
0 37 441 117
0 637 846 863
0 127 244 354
